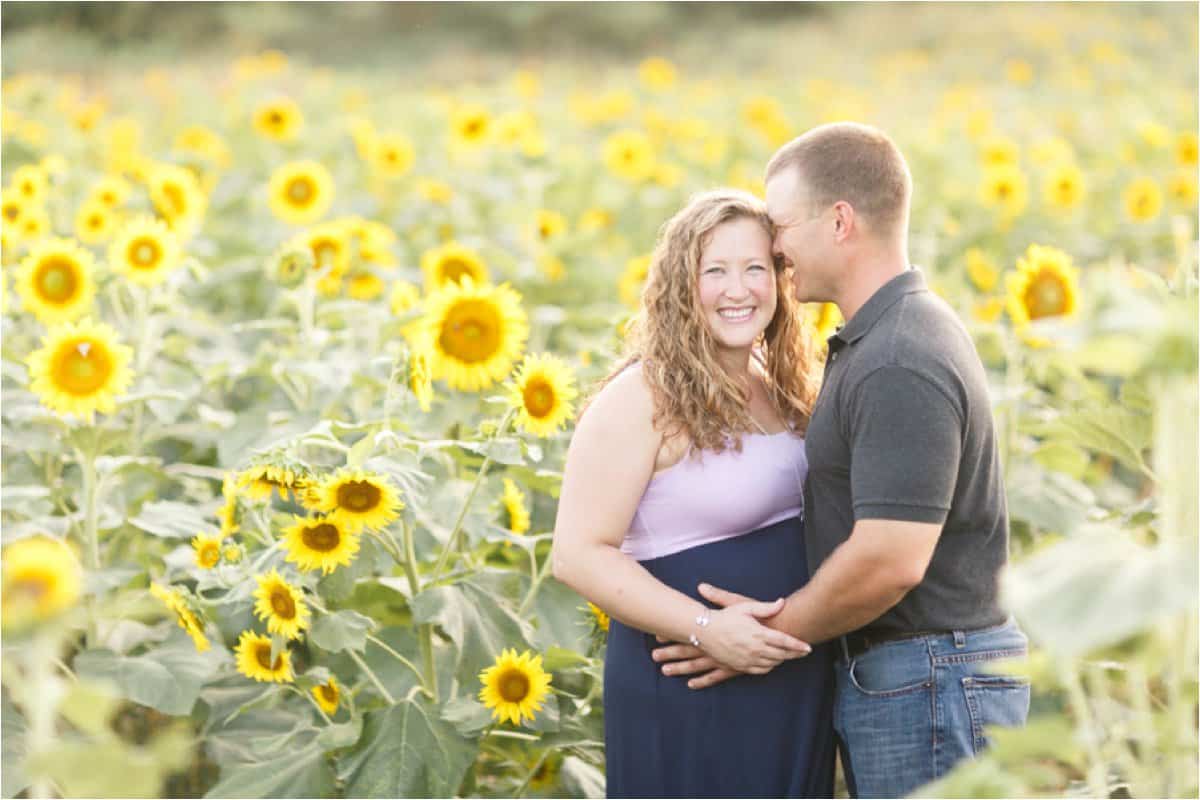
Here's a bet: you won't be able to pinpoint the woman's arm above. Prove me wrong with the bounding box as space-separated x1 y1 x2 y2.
550 367 810 673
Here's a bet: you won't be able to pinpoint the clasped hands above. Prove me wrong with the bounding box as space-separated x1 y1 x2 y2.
652 583 812 689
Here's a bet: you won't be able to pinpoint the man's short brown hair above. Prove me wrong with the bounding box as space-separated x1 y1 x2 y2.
765 122 912 238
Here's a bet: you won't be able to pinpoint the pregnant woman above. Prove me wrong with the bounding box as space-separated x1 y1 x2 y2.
551 189 836 798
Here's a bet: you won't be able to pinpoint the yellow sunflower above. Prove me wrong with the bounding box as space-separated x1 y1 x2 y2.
282 513 362 574
236 463 304 502
500 478 531 535
979 136 1019 167
74 201 118 245
532 209 567 243
191 533 222 570
390 280 421 316
292 222 351 281
16 238 96 324
147 163 206 239
965 248 999 294
1167 170 1198 207
420 241 489 291
422 277 530 392
149 582 210 652
506 353 578 438
223 542 243 563
11 164 48 203
586 601 611 633
979 164 1029 218
89 175 132 208
810 302 844 341
478 648 553 726
408 339 435 412
578 207 614 233
234 630 294 683
2 536 82 630
1123 177 1163 223
638 57 677 91
268 161 334 225
1176 132 1199 166
312 676 341 715
173 125 232 170
252 568 311 640
1005 244 1081 327
1 189 27 228
450 104 491 148
347 270 385 301
370 133 416 178
618 255 652 308
603 129 655 182
416 178 454 205
537 254 566 283
494 110 537 148
107 216 182 286
17 207 51 243
1043 163 1085 212
253 97 303 142
310 468 404 534
27 317 134 423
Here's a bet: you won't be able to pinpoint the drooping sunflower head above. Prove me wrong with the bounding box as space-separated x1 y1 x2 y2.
602 129 655 182
16 238 97 324
1123 177 1163 223
506 352 578 438
312 676 340 715
420 241 489 292
282 513 361 575
408 339 435 412
252 568 311 640
478 648 553 726
191 533 222 570
253 97 303 142
311 468 404 534
268 160 334 226
234 630 294 683
1005 244 1081 327
499 478 531 535
26 317 135 424
422 278 530 392
1 536 83 630
108 216 182 287
236 463 305 503
149 582 210 652
450 104 491 148
586 601 611 633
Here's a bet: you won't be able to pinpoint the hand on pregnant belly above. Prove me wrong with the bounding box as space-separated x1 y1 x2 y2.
701 597 812 674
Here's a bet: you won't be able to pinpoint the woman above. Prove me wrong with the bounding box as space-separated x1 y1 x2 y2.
551 189 835 798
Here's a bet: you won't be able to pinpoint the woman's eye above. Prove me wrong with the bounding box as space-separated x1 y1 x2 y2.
748 264 766 271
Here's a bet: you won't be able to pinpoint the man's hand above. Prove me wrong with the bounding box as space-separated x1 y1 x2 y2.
649 583 809 689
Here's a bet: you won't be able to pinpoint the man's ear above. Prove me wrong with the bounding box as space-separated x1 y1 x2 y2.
831 200 855 242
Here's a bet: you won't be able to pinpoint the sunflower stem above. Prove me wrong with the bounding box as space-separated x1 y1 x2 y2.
77 439 102 647
429 407 518 581
129 283 156 454
346 648 395 705
288 684 334 726
512 749 550 799
518 547 552 616
366 633 430 697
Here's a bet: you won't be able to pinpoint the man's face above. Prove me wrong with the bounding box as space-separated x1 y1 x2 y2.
765 167 834 304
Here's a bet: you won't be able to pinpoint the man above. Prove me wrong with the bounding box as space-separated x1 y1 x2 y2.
653 122 1030 797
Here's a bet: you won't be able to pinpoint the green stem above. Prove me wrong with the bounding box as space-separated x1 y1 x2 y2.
366 634 429 696
430 408 517 580
518 548 552 616
287 684 334 725
346 648 395 705
399 516 439 702
76 437 101 647
512 750 550 799
1061 659 1107 798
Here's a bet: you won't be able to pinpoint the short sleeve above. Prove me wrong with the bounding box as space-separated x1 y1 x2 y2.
848 366 962 524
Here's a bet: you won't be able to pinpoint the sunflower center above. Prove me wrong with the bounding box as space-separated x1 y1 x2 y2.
498 668 531 702
439 299 502 364
269 111 283 125
439 258 475 284
522 377 556 419
313 241 339 269
35 258 80 303
995 182 1011 199
301 523 341 552
52 339 114 395
287 177 314 205
10 574 51 602
3 203 20 221
319 685 338 703
465 119 484 137
255 643 284 671
336 480 382 512
270 588 296 619
1025 271 1067 319
129 238 161 268
200 544 220 568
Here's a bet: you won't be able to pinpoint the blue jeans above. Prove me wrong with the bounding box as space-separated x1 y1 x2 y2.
833 617 1031 798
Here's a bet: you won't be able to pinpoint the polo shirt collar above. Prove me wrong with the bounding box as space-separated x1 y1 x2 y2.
832 267 927 346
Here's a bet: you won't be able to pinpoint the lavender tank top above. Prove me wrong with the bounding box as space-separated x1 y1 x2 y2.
621 428 808 561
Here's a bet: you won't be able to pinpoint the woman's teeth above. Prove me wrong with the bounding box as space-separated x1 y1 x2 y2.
718 307 754 322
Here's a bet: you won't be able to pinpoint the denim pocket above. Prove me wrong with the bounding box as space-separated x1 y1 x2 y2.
962 674 1031 753
846 642 933 697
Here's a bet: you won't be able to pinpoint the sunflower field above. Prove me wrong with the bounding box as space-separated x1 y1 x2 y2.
0 3 1197 798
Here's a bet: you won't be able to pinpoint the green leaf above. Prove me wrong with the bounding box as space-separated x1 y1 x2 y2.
530 577 593 655
1005 467 1095 534
1030 442 1089 479
411 575 536 690
560 755 607 799
25 725 193 799
336 695 476 798
204 741 335 799
316 714 364 750
310 610 376 654
440 695 493 735
128 500 217 539
73 628 224 716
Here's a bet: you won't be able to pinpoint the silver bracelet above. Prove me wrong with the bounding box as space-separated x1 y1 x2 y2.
689 610 710 647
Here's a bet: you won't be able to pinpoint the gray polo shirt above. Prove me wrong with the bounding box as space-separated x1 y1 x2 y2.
803 268 1009 635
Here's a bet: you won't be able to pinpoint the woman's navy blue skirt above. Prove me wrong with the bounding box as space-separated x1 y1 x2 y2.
603 515 836 798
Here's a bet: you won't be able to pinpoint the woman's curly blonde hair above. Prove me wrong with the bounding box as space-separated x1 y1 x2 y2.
584 188 822 455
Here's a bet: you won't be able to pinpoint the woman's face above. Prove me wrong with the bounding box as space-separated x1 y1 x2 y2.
697 216 778 351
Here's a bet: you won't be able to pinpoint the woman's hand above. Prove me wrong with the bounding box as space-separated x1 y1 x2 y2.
693 597 811 674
